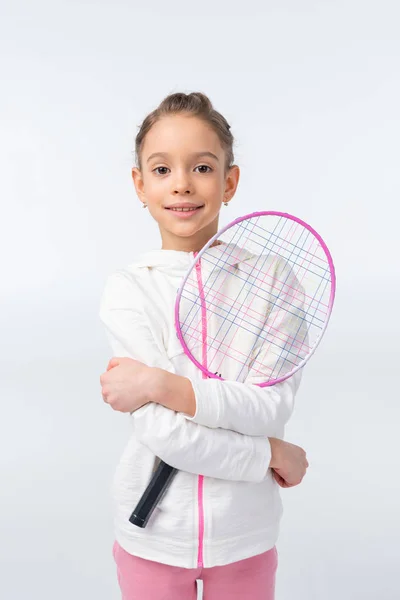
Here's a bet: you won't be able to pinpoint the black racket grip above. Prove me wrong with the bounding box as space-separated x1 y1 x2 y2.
129 460 178 528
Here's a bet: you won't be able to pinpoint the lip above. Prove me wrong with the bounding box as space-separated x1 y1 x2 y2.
165 203 205 219
165 202 204 209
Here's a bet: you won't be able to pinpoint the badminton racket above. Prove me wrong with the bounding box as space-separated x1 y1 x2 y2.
129 210 336 528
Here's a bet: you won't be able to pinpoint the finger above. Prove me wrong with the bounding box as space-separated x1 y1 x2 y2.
107 357 119 370
272 471 286 487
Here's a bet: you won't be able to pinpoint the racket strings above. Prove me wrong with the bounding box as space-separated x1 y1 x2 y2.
181 280 312 359
178 215 333 384
189 218 312 357
242 219 330 279
183 225 318 375
218 217 314 380
179 319 302 377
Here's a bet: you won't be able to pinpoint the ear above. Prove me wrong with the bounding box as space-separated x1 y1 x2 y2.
131 168 146 203
224 164 240 202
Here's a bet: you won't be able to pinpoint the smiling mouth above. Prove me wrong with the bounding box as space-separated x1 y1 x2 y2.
166 206 204 212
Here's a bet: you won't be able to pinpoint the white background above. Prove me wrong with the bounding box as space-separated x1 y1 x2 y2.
1 1 399 598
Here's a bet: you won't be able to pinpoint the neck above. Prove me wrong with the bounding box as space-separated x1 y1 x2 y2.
160 221 220 253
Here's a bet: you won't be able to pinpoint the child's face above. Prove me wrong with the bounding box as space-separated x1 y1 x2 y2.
132 115 239 252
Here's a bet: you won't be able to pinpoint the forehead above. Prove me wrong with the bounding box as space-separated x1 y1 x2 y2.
142 115 223 158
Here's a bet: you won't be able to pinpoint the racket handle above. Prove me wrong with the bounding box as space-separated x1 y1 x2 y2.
129 460 178 528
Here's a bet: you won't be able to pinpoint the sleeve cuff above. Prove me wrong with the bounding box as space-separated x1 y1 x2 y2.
249 436 272 482
180 377 222 429
130 402 154 419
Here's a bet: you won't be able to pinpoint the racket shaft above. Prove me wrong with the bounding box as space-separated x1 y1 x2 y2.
129 461 178 528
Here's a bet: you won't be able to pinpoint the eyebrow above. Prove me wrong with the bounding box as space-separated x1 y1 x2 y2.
146 151 220 163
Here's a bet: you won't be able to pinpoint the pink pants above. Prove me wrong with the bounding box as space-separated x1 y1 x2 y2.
113 540 278 600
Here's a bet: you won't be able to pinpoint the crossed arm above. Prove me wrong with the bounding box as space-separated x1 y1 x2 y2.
99 272 307 484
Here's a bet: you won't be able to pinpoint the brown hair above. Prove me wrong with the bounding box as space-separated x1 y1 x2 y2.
134 92 235 174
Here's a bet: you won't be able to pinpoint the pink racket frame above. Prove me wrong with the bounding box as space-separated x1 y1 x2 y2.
174 211 336 386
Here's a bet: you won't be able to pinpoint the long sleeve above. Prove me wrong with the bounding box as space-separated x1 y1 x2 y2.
99 271 271 483
183 259 309 437
185 373 302 438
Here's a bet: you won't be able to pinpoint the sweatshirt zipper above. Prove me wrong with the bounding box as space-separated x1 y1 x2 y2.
194 253 207 568
197 474 205 568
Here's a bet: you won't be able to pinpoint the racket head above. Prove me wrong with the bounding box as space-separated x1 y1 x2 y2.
175 211 336 386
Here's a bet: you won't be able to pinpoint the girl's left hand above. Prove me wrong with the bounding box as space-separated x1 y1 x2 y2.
100 357 154 413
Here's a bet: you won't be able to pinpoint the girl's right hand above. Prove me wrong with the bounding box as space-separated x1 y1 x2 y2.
268 438 309 488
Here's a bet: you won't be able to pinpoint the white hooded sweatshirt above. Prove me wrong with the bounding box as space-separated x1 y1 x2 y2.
99 243 304 569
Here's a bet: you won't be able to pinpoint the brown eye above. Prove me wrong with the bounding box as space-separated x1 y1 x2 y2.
153 167 169 175
195 165 212 173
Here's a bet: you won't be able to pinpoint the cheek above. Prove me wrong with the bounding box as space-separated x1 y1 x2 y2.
146 184 165 200
201 178 224 199
143 175 166 195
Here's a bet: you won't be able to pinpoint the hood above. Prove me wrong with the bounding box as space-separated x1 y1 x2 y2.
131 242 256 274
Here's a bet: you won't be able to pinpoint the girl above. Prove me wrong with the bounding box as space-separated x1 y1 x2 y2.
99 92 309 600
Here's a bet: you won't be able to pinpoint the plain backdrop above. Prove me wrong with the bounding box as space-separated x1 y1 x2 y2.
1 1 399 598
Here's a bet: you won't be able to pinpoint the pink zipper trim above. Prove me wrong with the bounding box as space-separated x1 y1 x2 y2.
197 474 205 568
194 253 208 569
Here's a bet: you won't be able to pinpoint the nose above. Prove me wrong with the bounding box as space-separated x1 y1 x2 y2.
172 169 193 195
